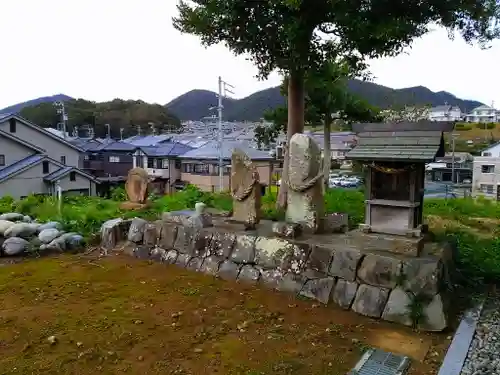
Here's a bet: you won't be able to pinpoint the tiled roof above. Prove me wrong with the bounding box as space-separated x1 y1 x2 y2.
346 130 445 162
98 141 137 152
43 166 73 182
43 166 100 183
178 140 274 161
0 154 45 181
0 129 46 153
0 113 84 152
126 135 173 146
139 142 193 157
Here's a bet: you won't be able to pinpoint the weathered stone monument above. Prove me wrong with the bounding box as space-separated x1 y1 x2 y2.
230 149 261 230
120 167 150 210
286 133 324 233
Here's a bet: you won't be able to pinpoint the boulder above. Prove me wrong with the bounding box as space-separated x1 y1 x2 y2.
127 218 148 243
351 284 390 318
43 232 80 252
2 237 29 256
4 223 40 239
38 228 62 244
0 220 15 236
37 221 62 232
0 213 24 221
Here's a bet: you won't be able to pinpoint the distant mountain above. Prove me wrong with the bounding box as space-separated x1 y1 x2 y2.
0 94 74 114
2 97 180 139
166 80 484 121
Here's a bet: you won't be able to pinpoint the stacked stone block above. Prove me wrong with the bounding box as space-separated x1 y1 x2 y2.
101 217 454 331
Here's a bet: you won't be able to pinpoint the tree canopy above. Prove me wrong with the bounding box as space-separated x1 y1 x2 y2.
174 0 500 78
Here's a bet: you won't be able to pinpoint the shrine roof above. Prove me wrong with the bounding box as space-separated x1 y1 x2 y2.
346 121 452 162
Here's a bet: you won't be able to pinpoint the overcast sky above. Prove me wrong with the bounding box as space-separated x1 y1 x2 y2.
1 0 499 110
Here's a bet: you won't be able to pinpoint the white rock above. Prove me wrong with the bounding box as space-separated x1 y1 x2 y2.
0 212 24 221
0 220 15 236
4 223 40 238
38 228 62 244
2 237 29 256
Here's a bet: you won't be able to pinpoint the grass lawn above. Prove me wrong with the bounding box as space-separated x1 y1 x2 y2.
0 254 449 375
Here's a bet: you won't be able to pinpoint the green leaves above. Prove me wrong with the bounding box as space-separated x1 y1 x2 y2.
174 0 500 80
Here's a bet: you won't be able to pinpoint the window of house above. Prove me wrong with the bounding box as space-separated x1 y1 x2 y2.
175 160 181 169
214 165 231 175
9 118 16 133
84 155 89 160
0 154 5 166
70 171 76 181
60 156 66 164
194 164 210 174
109 156 120 163
481 165 495 173
161 159 169 169
182 163 194 173
42 161 49 174
147 158 157 168
483 152 492 156
480 184 494 194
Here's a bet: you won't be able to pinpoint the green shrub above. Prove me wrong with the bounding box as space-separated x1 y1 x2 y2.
455 123 472 131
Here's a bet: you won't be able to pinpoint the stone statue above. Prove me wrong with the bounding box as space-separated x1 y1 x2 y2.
230 149 261 229
286 133 325 233
120 167 150 210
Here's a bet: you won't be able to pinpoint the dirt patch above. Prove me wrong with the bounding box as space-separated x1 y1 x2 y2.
0 254 449 374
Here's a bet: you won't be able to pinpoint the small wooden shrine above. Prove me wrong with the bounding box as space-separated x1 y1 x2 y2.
346 121 455 237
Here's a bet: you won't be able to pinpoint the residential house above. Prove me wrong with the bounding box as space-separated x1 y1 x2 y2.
177 140 277 192
83 141 136 179
465 105 498 123
479 141 500 157
0 114 99 198
472 156 500 198
132 142 194 194
428 105 462 122
426 152 473 183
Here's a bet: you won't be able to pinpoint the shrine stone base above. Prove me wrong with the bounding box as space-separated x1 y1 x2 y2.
101 217 456 332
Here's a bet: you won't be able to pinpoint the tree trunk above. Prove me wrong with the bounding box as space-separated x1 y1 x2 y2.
323 112 331 191
276 70 305 210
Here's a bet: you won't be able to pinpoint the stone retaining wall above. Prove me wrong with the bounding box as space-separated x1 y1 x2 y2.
101 217 455 332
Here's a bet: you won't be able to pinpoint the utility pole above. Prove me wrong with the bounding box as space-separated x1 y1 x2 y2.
209 76 234 192
54 101 68 139
120 128 124 141
105 124 111 138
137 125 141 136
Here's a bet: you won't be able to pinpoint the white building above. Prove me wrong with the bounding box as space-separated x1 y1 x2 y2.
428 105 462 122
472 142 500 198
465 105 498 123
472 156 500 198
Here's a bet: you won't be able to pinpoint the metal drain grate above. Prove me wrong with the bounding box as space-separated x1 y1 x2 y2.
348 348 411 375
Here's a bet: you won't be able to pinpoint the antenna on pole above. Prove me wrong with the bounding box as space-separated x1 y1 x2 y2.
209 76 235 192
53 101 68 139
149 122 156 135
120 128 124 141
105 124 111 139
137 125 141 136
73 126 78 137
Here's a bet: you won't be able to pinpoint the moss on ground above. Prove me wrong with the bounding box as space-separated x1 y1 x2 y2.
0 255 447 375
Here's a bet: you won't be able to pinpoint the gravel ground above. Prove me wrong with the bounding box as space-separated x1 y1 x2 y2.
461 296 500 375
